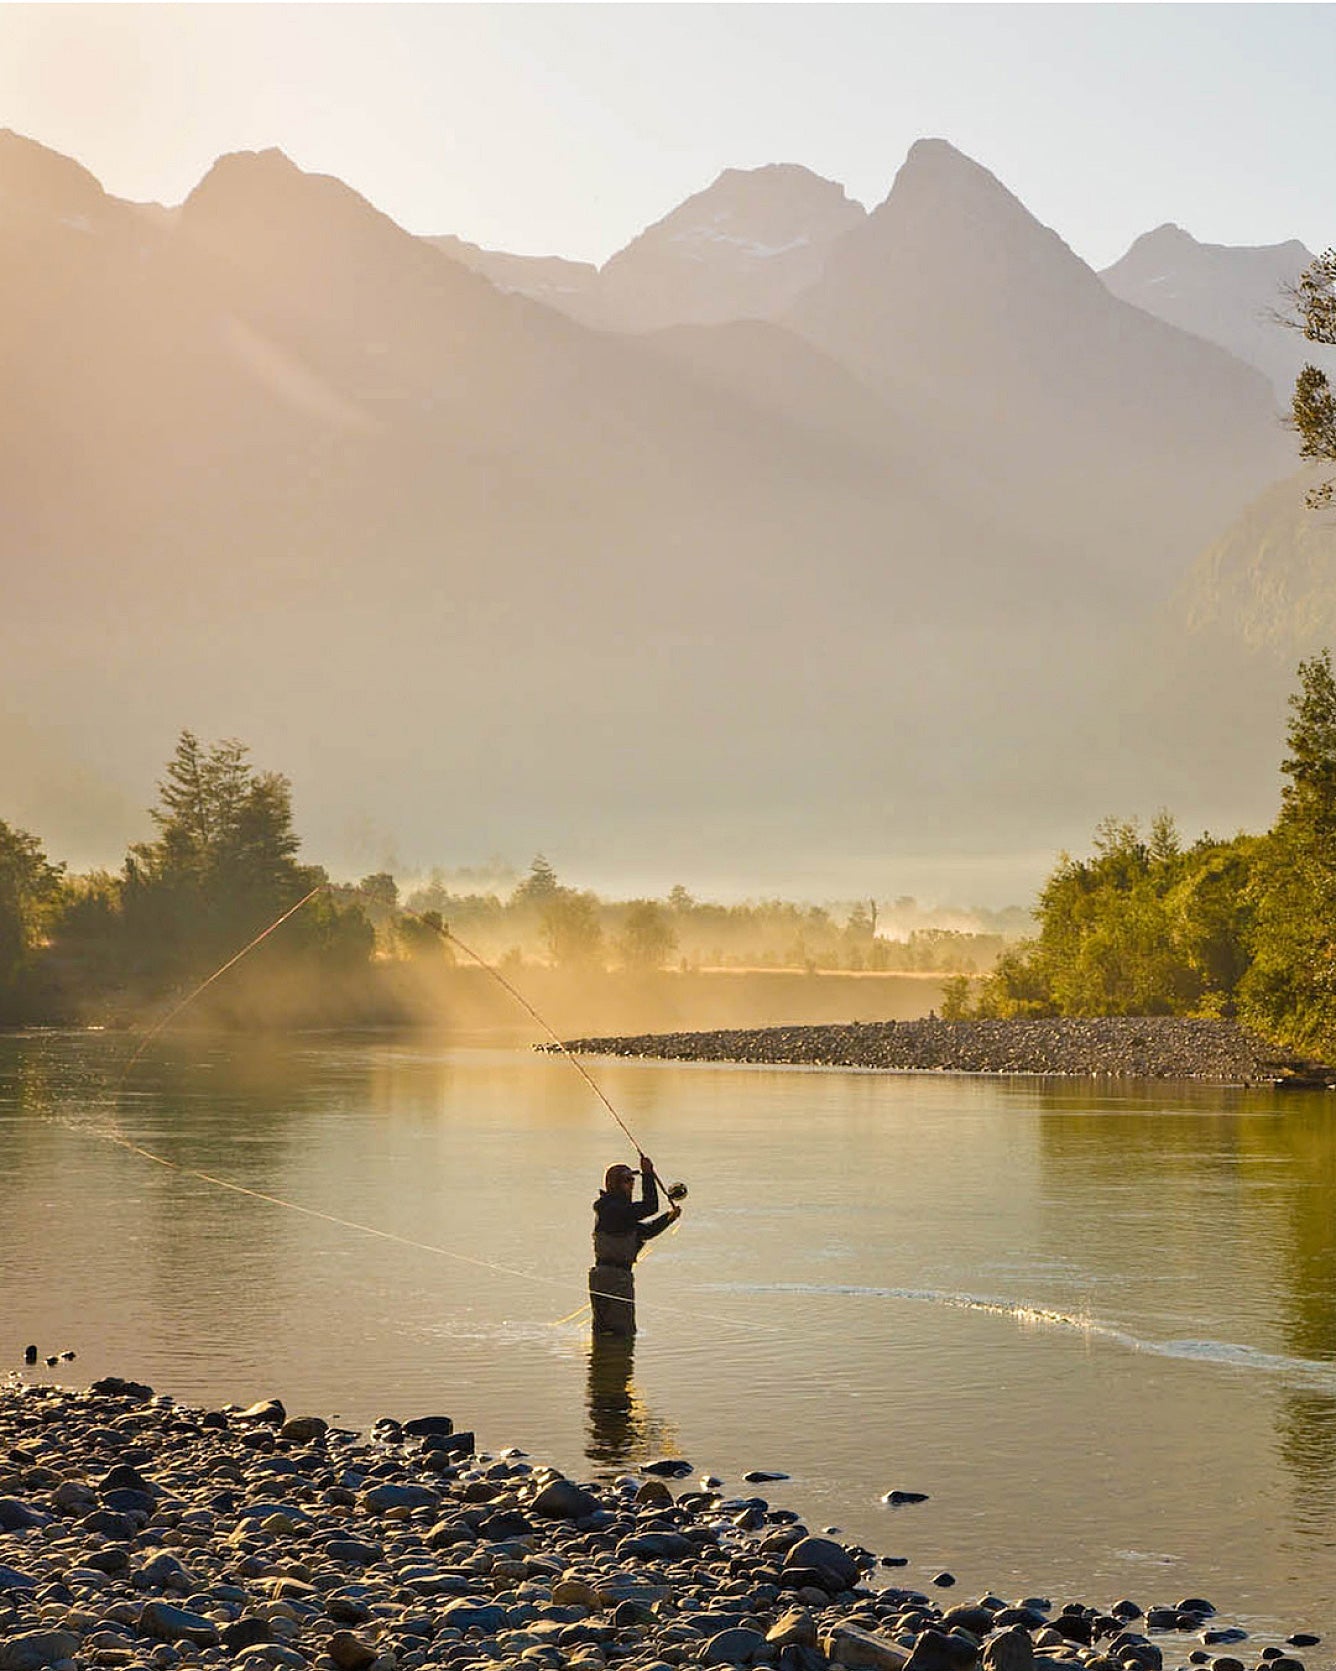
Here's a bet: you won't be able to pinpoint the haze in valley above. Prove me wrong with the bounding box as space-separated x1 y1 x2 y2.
2 4 1334 909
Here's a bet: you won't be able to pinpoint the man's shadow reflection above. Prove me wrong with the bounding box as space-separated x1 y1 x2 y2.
585 1333 678 1470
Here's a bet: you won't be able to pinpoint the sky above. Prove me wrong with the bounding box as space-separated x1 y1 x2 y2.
0 3 1332 271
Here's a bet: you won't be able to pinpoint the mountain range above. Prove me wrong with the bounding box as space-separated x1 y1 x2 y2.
1 126 1331 898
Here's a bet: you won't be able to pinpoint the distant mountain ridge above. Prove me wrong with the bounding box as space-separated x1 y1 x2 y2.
0 126 1324 891
1101 223 1334 402
426 163 865 332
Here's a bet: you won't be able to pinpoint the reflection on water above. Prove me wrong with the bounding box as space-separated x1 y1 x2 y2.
4 1033 1336 1633
585 1335 677 1470
1032 1086 1336 1532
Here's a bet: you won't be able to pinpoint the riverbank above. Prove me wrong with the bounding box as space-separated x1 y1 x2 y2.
553 1016 1330 1083
0 1377 1318 1671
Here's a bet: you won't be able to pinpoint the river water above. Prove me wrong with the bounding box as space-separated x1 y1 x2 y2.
3 1030 1335 1639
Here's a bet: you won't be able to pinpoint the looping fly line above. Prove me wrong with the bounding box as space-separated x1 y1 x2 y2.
80 889 770 1336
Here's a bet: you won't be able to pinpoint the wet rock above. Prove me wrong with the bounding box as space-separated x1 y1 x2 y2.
636 1479 675 1509
642 1459 694 1478
1286 1636 1320 1648
882 1492 929 1506
89 1377 153 1401
931 1573 957 1589
402 1416 454 1437
743 1471 790 1484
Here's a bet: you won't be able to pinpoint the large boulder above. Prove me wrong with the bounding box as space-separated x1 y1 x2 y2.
138 1602 220 1647
983 1630 1034 1671
783 1535 860 1591
824 1624 910 1671
0 1633 81 1671
703 1627 769 1665
532 1478 600 1520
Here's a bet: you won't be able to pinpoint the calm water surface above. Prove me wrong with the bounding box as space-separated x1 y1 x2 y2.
3 1031 1335 1639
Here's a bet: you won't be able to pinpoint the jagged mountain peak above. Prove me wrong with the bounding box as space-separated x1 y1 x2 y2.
595 161 865 330
0 127 108 217
865 135 1088 285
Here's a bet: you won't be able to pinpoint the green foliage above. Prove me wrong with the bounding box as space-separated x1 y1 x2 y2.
120 731 319 984
939 975 973 1020
1238 651 1336 1054
0 820 64 1018
1291 249 1336 509
970 814 1259 1021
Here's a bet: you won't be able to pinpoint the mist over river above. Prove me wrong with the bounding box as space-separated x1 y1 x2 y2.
3 1032 1335 1640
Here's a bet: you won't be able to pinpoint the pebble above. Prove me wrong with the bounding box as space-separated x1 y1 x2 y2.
0 1377 1311 1671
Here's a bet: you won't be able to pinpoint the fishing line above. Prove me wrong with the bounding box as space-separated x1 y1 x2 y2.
432 920 678 1193
55 1109 776 1334
71 888 742 1329
117 884 325 1085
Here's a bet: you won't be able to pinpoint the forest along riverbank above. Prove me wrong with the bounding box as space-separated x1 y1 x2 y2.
0 1378 1321 1671
551 1017 1331 1083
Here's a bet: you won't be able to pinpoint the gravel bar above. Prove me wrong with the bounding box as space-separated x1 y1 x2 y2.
0 1377 1321 1671
550 1018 1331 1084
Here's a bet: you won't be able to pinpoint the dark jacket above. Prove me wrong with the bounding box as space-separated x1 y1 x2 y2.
592 1161 673 1266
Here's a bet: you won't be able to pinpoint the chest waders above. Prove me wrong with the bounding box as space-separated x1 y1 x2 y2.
590 1229 641 1336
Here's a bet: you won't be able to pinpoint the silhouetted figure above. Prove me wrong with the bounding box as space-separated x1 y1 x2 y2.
589 1153 680 1336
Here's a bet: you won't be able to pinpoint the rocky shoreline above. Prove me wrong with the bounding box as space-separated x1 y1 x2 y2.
550 1018 1332 1085
0 1378 1321 1671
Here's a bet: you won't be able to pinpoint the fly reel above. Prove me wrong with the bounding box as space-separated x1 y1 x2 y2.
667 1181 689 1202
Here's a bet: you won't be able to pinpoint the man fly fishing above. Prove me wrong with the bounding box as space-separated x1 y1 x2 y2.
590 1153 681 1336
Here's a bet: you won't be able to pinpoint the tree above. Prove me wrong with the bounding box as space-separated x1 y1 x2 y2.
513 854 560 907
0 820 64 1016
617 900 677 970
121 731 317 981
1290 250 1336 508
1240 651 1336 1052
542 890 604 969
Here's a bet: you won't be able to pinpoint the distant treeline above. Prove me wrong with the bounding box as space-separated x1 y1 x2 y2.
947 651 1336 1061
0 733 1012 1028
401 863 1016 978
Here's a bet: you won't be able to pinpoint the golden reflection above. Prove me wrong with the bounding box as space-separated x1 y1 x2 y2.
1032 1085 1336 1516
584 1333 677 1471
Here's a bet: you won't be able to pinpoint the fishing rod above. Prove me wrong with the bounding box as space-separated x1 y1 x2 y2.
114 883 687 1204
424 918 688 1206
